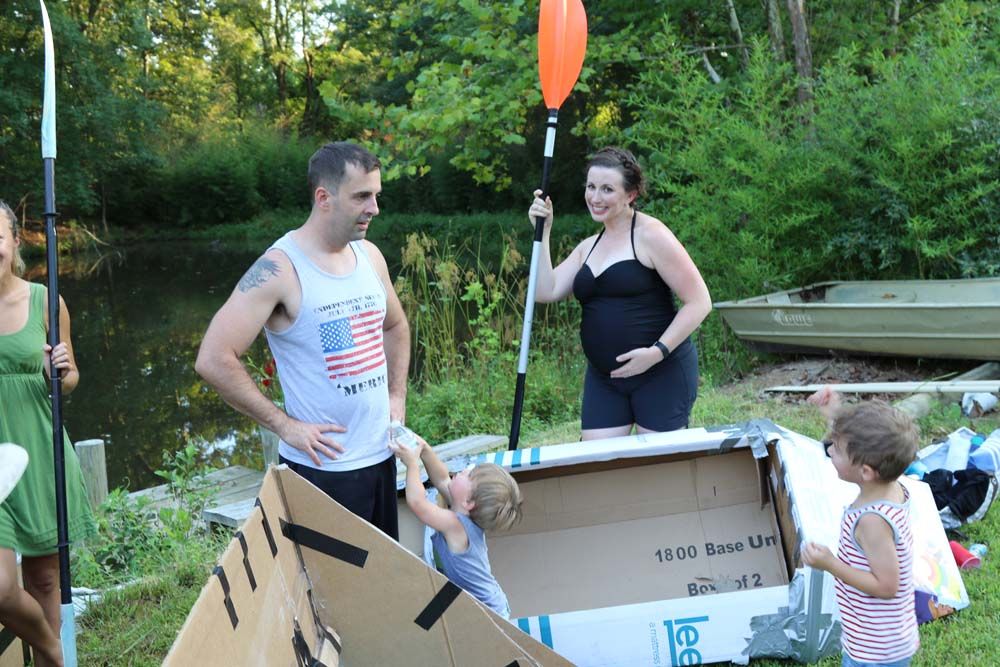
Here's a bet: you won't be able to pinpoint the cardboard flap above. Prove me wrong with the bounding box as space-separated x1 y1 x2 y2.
164 470 337 666
274 467 561 666
0 622 24 667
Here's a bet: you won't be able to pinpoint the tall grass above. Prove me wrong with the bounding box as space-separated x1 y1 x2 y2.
395 230 585 441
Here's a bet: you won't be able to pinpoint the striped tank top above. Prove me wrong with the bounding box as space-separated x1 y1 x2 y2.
834 485 919 663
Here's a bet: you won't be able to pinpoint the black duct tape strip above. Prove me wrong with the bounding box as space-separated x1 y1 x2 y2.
0 626 15 655
718 435 744 452
236 531 258 592
307 589 343 654
292 622 330 667
503 663 521 667
323 626 342 655
213 565 239 630
255 498 278 557
292 622 310 667
414 581 463 630
280 519 368 568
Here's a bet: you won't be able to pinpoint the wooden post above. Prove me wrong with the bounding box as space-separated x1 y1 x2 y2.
75 438 108 509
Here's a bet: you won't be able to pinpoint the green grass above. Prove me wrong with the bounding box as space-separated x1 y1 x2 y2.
76 563 209 666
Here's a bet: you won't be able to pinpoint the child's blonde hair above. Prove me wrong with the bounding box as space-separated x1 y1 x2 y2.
469 463 523 532
828 400 920 480
0 201 25 276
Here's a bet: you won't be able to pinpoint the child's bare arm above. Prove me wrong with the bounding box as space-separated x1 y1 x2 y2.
419 442 454 505
393 441 466 545
802 516 900 599
402 462 466 547
807 385 842 422
849 514 902 598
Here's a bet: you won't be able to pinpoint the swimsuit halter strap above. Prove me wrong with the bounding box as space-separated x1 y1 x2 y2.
583 229 604 263
629 208 638 259
583 208 637 263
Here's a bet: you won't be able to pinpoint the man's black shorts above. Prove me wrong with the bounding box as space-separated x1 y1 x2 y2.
278 454 399 540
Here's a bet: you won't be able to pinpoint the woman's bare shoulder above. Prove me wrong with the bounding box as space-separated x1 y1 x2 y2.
635 211 679 246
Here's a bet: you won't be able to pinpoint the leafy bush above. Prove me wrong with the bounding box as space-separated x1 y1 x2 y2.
241 130 315 211
152 129 316 228
73 444 223 588
623 10 1000 305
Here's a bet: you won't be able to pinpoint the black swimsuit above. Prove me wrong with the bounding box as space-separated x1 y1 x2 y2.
572 210 698 431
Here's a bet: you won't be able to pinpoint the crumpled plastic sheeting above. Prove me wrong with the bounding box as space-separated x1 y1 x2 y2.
746 418 781 459
736 571 840 665
962 392 998 417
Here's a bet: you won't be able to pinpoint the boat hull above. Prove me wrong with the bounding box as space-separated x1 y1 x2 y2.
714 279 1000 361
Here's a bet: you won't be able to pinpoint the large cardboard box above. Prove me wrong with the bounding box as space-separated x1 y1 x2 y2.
165 464 567 666
400 420 967 665
169 420 966 666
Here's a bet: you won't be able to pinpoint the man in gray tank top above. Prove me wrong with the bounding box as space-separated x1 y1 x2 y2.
196 142 411 539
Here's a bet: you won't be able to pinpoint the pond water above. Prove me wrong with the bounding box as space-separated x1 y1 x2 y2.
26 238 406 492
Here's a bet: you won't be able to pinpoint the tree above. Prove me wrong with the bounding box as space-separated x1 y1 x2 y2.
785 0 814 106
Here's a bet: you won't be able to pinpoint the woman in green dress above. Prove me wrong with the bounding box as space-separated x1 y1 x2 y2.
0 201 95 667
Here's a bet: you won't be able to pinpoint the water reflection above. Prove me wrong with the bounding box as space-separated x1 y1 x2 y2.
26 241 273 491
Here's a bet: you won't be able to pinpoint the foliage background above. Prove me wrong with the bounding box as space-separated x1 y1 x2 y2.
3 3 998 662
2 1 997 297
5 0 997 426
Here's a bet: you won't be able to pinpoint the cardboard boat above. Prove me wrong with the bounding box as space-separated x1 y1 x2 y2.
164 421 967 666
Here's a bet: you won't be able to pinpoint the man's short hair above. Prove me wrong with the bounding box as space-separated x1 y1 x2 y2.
308 142 381 201
828 400 920 480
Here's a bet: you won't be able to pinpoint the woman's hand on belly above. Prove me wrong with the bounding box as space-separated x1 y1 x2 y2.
609 345 663 379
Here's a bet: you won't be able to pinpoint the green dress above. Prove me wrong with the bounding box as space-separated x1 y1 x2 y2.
0 282 95 556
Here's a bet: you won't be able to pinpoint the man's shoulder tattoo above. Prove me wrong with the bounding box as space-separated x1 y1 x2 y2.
238 256 281 292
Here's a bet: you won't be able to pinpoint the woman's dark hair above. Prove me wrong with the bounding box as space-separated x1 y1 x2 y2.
585 147 646 198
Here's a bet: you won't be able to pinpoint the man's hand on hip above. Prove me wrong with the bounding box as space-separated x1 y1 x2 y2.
278 416 347 466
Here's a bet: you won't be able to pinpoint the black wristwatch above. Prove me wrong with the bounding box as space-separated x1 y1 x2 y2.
653 341 670 359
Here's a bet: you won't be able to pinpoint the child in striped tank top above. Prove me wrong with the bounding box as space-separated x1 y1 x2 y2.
802 387 920 667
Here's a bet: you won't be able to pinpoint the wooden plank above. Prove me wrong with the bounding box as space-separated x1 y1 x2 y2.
129 465 263 512
765 380 1000 394
202 497 257 529
431 434 507 459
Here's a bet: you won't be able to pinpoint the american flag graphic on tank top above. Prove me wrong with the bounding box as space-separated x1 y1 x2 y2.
834 485 919 663
319 308 386 380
